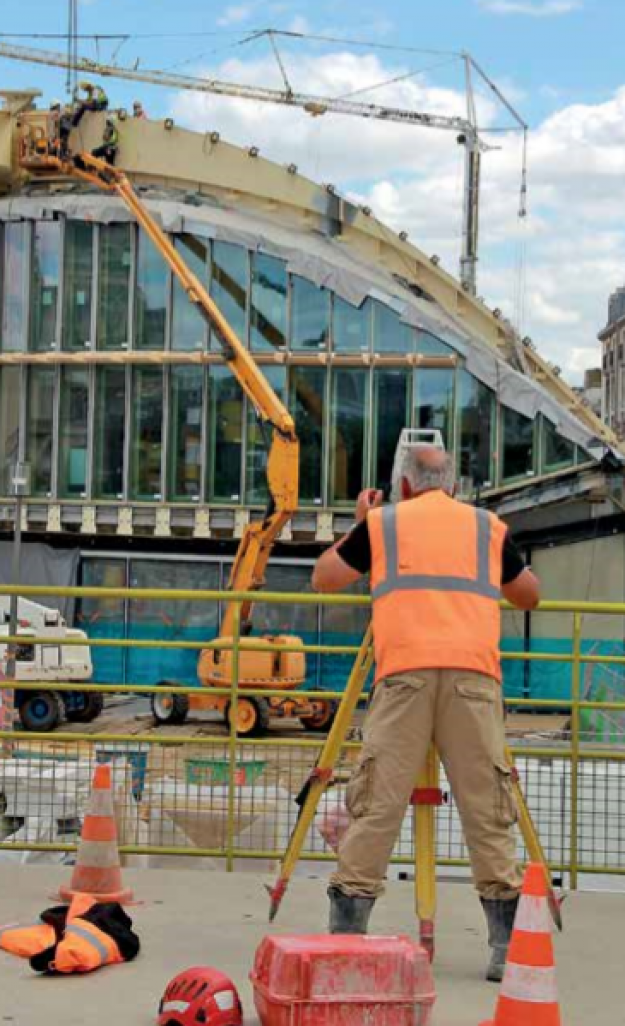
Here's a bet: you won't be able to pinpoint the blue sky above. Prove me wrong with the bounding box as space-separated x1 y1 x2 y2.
2 0 625 380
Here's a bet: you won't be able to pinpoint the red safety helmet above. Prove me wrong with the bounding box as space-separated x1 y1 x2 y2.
157 967 243 1026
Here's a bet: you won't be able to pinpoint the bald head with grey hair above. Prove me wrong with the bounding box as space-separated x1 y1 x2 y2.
391 443 456 503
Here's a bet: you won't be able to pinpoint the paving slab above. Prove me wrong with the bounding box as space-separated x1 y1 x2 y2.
0 866 617 1025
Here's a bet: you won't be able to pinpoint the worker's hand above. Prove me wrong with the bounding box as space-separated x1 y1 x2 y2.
355 488 384 524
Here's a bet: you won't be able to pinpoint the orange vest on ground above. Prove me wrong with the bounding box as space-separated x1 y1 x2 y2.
54 894 123 974
0 919 56 958
368 491 506 684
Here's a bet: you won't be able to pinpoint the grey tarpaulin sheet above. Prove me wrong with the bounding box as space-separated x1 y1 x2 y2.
0 543 79 622
0 193 610 455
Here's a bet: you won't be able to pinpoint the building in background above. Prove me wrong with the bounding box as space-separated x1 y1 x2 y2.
599 290 625 439
572 368 602 420
0 88 624 703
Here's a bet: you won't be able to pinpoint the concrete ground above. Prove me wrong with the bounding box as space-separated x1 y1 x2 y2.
0 867 617 1025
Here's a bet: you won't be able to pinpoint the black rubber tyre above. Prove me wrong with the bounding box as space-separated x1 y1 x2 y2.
299 699 338 733
225 696 271 737
151 687 190 726
65 692 105 723
19 691 62 732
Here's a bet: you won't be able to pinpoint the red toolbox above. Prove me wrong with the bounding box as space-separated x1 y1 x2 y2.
250 934 435 1026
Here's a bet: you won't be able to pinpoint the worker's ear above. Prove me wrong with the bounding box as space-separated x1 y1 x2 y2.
400 477 412 501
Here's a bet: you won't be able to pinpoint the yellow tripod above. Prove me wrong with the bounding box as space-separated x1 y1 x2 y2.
267 626 563 954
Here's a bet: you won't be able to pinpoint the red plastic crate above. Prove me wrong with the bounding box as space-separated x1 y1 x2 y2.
250 934 436 1026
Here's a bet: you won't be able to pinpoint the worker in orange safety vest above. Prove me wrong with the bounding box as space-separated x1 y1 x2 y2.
312 443 540 982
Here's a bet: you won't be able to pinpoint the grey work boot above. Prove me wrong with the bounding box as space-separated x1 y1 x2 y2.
327 885 376 934
480 896 519 983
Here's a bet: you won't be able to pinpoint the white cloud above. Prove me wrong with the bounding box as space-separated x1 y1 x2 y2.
171 50 625 384
217 4 257 27
477 0 583 15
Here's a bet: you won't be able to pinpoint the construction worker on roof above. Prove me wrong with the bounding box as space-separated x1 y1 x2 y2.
312 443 540 983
91 118 119 166
132 100 146 119
71 81 109 129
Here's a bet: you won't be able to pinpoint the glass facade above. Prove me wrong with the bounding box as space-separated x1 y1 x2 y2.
209 365 243 501
334 296 371 353
1 223 29 351
98 224 131 349
93 367 126 498
30 222 61 351
62 222 93 350
289 365 325 505
373 301 413 353
168 366 203 501
246 365 286 503
291 275 330 351
58 368 89 497
135 228 167 350
330 368 368 503
0 367 21 491
415 367 455 448
502 407 535 480
250 253 287 352
172 234 207 351
373 369 409 495
26 366 55 495
458 368 494 488
543 418 575 471
130 367 163 499
210 241 247 344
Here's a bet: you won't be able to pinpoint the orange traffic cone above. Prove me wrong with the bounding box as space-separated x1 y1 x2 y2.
58 764 133 905
481 863 561 1026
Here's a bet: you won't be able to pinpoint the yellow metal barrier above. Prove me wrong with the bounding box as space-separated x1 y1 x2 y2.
0 585 623 890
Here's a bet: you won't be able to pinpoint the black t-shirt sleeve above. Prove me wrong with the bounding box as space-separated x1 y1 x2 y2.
501 532 526 585
336 520 372 575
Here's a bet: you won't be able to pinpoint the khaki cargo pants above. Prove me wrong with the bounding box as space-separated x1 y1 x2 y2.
330 670 523 901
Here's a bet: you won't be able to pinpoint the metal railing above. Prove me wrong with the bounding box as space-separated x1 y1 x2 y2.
0 585 624 891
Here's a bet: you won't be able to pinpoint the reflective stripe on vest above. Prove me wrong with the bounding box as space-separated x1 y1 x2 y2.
372 504 500 601
64 923 110 964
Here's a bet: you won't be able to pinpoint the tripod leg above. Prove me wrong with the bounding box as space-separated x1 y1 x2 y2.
413 744 440 961
267 624 374 920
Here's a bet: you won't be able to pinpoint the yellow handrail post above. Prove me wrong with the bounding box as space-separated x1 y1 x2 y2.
570 610 582 891
226 602 241 873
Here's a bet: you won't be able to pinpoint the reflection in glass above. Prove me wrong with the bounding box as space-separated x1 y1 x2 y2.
98 224 131 349
291 275 330 351
62 221 93 350
169 366 203 500
543 418 575 470
331 368 367 503
0 368 21 492
26 367 55 495
208 364 243 501
93 367 126 498
130 368 163 499
210 241 248 344
373 370 408 496
502 407 534 480
289 365 325 504
78 559 127 684
58 368 89 497
333 296 371 352
135 229 167 349
250 253 287 351
255 564 320 687
416 331 454 356
246 366 286 503
1 223 29 352
172 234 207 350
373 302 413 353
414 367 455 449
458 369 494 488
30 222 60 351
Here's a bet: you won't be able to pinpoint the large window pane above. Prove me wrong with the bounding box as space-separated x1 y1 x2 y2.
168 366 203 501
128 560 219 685
62 221 93 350
135 229 167 349
330 368 368 503
291 275 330 351
373 302 413 353
210 241 247 344
30 222 60 351
0 367 21 492
458 369 494 489
208 365 243 502
245 366 286 503
414 367 455 449
543 418 575 471
26 367 55 495
97 224 131 349
333 296 371 353
129 368 163 499
289 365 325 505
254 564 320 688
172 233 207 351
250 253 287 351
93 367 126 498
58 368 89 498
1 223 29 352
78 559 126 684
373 369 409 496
416 330 454 356
502 407 535 480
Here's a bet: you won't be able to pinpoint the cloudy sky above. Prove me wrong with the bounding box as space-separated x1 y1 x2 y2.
3 0 625 382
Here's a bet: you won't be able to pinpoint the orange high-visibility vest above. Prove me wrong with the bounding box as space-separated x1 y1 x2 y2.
54 895 123 974
0 920 56 958
368 491 506 683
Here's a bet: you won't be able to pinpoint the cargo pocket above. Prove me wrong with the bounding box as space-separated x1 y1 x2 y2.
455 679 497 704
345 753 376 820
494 761 518 827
